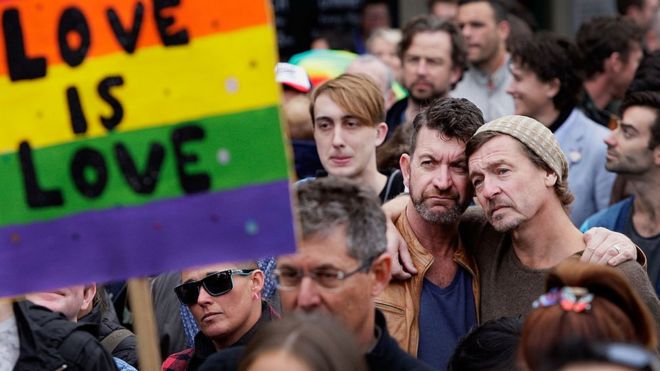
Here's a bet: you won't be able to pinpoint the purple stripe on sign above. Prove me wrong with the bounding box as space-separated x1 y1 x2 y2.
0 180 296 298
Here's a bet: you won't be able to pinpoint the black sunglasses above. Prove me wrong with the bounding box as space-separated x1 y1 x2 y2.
174 269 255 305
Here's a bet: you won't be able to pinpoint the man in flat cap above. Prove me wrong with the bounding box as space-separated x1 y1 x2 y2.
463 115 660 329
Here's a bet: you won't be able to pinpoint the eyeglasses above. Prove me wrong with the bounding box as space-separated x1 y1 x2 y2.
174 269 255 305
273 260 371 290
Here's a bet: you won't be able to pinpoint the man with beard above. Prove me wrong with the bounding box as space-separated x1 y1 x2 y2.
452 0 514 122
385 15 467 135
582 92 660 294
463 115 660 332
376 97 483 369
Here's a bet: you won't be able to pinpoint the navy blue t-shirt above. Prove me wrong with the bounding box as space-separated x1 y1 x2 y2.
417 266 477 370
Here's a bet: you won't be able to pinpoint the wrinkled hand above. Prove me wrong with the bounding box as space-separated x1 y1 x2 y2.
581 227 636 266
386 217 417 280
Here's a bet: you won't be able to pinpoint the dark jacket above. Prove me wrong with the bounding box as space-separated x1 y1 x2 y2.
162 302 275 371
79 300 138 367
198 310 433 371
13 301 117 371
366 310 435 371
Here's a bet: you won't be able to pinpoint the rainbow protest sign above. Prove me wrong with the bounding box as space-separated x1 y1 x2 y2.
0 0 295 297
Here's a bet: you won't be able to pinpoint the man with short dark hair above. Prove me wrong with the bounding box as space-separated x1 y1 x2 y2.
386 15 467 132
276 177 434 371
576 16 644 127
452 0 514 122
376 98 483 369
582 92 660 294
618 0 659 49
506 33 616 226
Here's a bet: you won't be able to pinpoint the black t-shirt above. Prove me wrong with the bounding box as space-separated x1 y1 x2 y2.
623 211 660 293
378 169 406 204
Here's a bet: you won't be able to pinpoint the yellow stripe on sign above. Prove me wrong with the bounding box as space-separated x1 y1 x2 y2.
0 25 281 153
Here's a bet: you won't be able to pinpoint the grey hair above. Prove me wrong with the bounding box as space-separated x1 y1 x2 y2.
348 54 394 91
367 27 402 48
296 177 387 263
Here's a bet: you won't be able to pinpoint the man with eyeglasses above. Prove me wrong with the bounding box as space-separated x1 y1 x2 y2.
162 262 273 371
275 177 434 371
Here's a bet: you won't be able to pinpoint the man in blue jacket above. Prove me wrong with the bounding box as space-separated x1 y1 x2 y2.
582 91 660 293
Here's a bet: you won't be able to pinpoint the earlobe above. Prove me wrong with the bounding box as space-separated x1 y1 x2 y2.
375 122 388 146
252 270 265 293
497 20 510 40
400 154 411 189
547 78 560 98
545 172 558 187
81 284 97 313
370 253 392 297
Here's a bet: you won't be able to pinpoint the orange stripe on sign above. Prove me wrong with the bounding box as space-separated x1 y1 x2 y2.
0 0 269 77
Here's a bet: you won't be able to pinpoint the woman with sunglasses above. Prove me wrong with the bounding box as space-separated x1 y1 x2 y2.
162 261 275 371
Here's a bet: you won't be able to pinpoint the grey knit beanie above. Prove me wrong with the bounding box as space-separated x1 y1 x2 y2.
473 115 568 182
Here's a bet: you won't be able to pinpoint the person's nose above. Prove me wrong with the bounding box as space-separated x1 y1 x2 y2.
604 130 617 148
331 126 345 148
296 276 322 311
432 166 453 191
196 286 213 306
480 176 501 200
416 59 428 76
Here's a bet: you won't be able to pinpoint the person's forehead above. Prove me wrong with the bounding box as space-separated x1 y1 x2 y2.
279 230 357 268
622 105 657 133
414 126 466 157
408 31 452 54
458 1 496 21
314 94 349 116
468 135 523 163
182 262 236 281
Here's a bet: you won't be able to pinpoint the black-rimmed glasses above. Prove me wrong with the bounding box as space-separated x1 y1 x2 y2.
174 269 255 305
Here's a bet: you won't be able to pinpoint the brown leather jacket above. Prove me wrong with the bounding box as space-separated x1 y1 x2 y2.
375 210 480 356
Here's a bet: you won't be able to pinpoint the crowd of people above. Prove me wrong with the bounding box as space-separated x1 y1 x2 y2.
2 0 660 370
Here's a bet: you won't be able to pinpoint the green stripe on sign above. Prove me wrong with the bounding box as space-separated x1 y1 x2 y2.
0 106 291 226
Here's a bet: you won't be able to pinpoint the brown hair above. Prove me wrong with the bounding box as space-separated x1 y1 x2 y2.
519 260 657 370
398 15 468 89
466 131 574 212
310 73 385 127
239 312 367 371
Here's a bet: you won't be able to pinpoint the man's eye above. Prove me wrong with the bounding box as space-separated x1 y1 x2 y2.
496 168 510 175
314 270 339 280
279 270 299 278
472 178 483 188
346 121 359 128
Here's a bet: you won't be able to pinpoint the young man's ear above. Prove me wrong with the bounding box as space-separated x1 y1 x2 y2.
605 52 623 74
546 78 561 99
375 122 388 146
370 253 392 297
